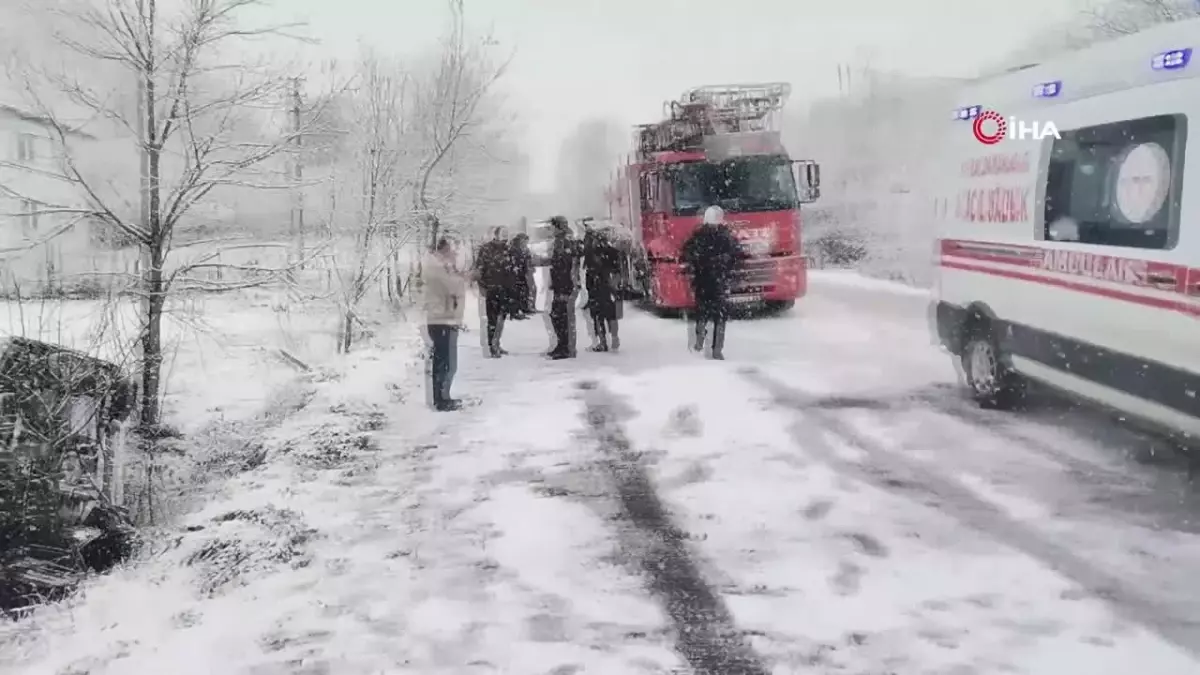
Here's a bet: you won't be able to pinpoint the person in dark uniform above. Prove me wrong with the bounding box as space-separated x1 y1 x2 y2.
583 228 623 352
546 215 581 360
508 232 536 319
681 205 742 360
473 227 513 358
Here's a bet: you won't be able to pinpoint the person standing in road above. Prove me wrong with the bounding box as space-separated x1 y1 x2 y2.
681 205 742 360
423 237 468 411
582 229 623 352
546 215 582 360
474 227 513 358
508 232 537 319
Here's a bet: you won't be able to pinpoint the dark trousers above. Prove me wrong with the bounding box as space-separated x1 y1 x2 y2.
690 299 727 356
591 314 619 349
549 293 576 356
484 288 507 354
427 324 458 406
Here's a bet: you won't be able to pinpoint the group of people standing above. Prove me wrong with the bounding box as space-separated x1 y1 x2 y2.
421 206 743 412
474 227 538 358
475 215 624 360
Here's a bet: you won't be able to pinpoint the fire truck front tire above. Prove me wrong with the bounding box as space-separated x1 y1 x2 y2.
960 322 1024 411
766 300 795 313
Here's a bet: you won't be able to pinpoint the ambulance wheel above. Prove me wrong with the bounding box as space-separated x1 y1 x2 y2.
766 300 795 314
961 325 1023 410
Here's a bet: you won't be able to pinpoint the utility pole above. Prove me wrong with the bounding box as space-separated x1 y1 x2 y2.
290 77 304 267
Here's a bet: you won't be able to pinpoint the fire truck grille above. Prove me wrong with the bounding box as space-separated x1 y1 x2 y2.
734 260 776 288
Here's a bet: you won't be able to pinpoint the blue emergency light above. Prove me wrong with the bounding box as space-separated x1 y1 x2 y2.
955 105 982 120
1152 48 1191 70
1032 80 1061 98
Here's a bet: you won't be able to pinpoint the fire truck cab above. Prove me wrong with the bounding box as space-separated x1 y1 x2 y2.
606 83 821 313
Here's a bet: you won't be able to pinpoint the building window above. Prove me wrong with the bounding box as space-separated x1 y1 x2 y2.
16 133 37 164
1042 114 1187 250
21 199 39 235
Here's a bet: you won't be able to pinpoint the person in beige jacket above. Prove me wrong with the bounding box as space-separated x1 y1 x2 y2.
423 237 468 411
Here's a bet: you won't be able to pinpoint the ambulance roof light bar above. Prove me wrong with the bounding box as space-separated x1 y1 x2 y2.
1152 48 1191 70
1032 80 1061 98
955 105 981 121
954 44 1193 119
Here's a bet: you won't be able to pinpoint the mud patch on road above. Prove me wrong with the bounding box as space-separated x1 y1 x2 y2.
578 380 771 675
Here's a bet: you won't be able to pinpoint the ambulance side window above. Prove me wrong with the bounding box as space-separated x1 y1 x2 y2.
1041 114 1186 250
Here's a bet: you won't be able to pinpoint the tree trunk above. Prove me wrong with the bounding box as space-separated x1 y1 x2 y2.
428 216 440 252
139 252 166 430
340 310 354 353
139 5 164 432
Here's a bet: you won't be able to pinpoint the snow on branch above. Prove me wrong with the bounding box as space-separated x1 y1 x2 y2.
6 0 347 428
413 0 513 250
10 0 338 261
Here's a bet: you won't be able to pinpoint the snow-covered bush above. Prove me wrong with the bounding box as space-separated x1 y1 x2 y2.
787 70 958 286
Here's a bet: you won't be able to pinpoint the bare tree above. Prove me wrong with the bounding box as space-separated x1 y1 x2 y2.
318 51 421 353
7 0 331 430
413 0 510 253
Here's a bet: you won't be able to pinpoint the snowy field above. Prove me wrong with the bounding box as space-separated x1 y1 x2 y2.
0 288 338 433
4 271 1200 674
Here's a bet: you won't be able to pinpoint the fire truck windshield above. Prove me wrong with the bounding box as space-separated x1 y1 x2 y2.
671 157 797 216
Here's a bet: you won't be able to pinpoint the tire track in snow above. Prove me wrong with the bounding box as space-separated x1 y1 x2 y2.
739 366 1200 660
576 379 771 675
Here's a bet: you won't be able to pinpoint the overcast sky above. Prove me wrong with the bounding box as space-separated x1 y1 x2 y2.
105 0 1092 191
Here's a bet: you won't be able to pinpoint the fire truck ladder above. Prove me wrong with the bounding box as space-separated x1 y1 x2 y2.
675 82 791 133
636 83 792 159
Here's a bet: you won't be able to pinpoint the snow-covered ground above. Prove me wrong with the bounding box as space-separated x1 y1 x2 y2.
5 271 1200 674
0 288 337 433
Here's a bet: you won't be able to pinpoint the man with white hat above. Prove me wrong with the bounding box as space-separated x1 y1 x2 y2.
681 205 742 359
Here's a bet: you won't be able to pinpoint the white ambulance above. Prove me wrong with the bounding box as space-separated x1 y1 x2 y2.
931 18 1200 441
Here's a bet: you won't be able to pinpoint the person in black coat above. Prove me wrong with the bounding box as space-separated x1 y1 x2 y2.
582 229 623 352
681 205 742 360
546 215 582 360
474 227 513 357
508 233 536 319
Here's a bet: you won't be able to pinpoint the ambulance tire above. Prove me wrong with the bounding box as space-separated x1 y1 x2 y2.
961 323 1024 411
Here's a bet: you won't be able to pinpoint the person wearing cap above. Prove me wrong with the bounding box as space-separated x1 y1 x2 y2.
582 227 623 352
681 205 742 359
546 215 582 359
507 232 536 318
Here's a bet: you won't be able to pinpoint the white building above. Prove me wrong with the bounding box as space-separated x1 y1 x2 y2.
0 104 129 295
0 102 145 296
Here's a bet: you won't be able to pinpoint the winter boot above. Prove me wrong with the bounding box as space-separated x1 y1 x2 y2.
710 320 726 360
692 320 707 353
591 319 609 352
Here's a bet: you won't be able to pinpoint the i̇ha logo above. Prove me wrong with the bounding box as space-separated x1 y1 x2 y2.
972 109 1060 145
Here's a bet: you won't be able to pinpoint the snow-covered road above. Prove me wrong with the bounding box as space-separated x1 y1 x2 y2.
446 271 1200 673
7 271 1200 674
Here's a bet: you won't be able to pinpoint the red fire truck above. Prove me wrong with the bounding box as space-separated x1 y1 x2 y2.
605 83 820 313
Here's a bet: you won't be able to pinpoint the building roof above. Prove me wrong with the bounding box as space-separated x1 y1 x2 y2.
0 104 95 139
